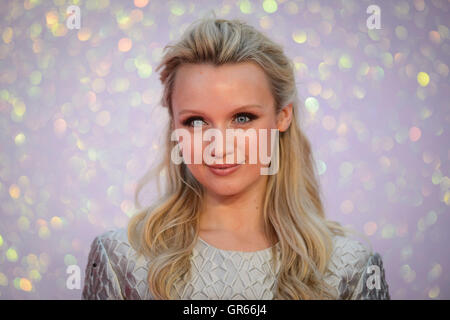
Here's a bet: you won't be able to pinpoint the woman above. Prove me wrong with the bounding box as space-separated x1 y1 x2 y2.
82 16 390 300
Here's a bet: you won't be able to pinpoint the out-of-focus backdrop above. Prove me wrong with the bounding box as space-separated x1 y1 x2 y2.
0 0 448 299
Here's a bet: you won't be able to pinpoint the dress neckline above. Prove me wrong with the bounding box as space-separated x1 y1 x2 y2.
197 236 280 254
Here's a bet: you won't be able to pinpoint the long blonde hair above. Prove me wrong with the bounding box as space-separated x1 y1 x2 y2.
128 14 354 299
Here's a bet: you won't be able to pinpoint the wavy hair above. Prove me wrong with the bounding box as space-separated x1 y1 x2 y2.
128 13 356 299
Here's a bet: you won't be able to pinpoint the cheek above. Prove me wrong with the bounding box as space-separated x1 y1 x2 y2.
236 128 276 165
179 132 204 164
185 163 204 180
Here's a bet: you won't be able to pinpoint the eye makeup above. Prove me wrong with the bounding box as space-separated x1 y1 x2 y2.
181 112 259 127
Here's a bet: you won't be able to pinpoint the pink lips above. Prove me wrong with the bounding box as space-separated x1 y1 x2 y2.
206 163 242 176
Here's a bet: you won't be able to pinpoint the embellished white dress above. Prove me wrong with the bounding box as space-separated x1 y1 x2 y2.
81 228 390 300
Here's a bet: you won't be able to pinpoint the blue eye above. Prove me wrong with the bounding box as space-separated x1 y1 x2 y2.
234 113 257 124
182 117 206 127
235 115 250 123
191 119 205 127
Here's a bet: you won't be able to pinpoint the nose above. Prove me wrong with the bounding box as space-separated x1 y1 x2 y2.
208 126 235 163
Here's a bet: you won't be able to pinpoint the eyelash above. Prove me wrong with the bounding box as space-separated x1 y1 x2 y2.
182 112 258 127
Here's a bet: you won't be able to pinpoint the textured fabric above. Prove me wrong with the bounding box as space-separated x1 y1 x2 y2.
81 228 390 300
174 237 279 299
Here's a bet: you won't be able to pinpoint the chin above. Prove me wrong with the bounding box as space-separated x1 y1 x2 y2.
206 185 247 197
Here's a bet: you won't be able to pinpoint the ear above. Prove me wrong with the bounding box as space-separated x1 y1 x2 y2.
276 103 293 132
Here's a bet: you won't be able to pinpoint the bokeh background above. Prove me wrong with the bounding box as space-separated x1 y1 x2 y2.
0 0 449 299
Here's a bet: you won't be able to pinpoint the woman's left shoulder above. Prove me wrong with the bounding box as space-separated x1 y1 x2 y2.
330 235 373 269
324 235 390 299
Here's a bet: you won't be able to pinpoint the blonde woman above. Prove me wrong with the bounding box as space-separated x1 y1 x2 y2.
82 16 390 300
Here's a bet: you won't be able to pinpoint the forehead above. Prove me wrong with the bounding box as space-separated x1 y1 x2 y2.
172 62 274 113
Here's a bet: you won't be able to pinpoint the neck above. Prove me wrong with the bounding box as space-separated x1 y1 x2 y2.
199 175 268 236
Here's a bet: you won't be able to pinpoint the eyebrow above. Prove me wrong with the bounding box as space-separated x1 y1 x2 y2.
177 104 264 116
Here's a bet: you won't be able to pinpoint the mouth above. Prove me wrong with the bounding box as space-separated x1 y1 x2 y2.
206 163 242 176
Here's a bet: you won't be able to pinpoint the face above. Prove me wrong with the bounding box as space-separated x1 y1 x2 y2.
171 62 292 197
